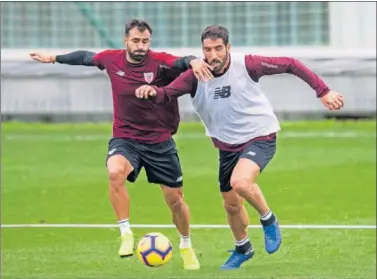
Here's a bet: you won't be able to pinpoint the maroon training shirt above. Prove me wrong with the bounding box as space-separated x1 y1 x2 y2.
153 54 331 151
93 49 184 143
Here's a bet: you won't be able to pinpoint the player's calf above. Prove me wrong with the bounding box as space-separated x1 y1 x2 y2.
231 181 281 254
107 156 133 226
223 194 249 243
224 203 251 253
229 178 281 254
221 193 254 269
160 186 191 247
107 155 135 257
235 182 281 254
160 185 199 270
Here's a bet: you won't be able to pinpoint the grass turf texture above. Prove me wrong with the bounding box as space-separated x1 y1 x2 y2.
1 120 376 278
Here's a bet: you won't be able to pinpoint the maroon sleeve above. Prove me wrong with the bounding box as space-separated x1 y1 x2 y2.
245 55 330 98
153 70 198 105
92 49 120 70
92 50 108 69
150 51 180 68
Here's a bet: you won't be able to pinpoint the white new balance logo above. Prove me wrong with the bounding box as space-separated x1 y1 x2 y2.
116 71 125 76
176 176 183 182
247 151 256 156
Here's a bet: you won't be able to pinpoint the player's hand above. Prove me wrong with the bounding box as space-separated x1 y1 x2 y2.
190 59 213 81
29 52 56 63
320 90 344 111
135 85 157 99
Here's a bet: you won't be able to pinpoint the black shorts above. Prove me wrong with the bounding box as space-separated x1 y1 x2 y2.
218 136 277 192
106 138 183 188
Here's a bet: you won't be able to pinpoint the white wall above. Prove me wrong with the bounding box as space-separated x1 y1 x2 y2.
330 2 376 49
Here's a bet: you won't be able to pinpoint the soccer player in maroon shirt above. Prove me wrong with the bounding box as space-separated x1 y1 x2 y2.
135 25 344 270
29 19 214 270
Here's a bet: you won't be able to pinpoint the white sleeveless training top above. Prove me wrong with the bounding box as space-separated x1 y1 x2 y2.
191 53 281 144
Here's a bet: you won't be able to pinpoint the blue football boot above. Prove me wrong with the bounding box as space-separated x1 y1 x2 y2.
262 218 282 254
220 247 254 270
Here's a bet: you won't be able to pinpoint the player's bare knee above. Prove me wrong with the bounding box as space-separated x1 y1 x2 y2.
108 168 126 187
224 201 242 216
108 167 124 180
107 157 133 187
108 165 131 188
230 178 250 193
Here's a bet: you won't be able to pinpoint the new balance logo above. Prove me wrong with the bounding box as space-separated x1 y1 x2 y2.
116 71 125 76
247 151 256 156
214 85 231 99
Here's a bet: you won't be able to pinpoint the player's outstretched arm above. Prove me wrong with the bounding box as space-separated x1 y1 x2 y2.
135 70 197 105
151 51 213 81
30 51 97 67
245 54 344 111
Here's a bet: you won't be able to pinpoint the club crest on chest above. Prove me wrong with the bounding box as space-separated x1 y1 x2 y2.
144 72 154 84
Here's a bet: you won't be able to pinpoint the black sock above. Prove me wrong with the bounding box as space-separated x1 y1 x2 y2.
260 212 276 227
235 237 253 254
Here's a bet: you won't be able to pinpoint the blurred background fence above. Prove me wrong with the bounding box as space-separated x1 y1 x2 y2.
1 1 376 122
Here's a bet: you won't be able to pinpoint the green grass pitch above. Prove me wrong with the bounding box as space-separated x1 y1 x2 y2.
1 120 376 278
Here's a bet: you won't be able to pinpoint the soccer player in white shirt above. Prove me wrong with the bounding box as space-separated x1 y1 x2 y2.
135 25 344 270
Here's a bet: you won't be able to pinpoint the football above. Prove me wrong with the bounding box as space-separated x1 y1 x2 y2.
136 232 173 267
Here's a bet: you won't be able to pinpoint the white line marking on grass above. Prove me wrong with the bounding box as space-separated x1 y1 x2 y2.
1 224 375 229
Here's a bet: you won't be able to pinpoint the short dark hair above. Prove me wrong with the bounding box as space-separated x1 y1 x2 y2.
125 19 152 36
201 25 229 45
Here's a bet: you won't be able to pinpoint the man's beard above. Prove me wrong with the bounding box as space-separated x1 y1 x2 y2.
209 52 228 73
128 50 147 62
